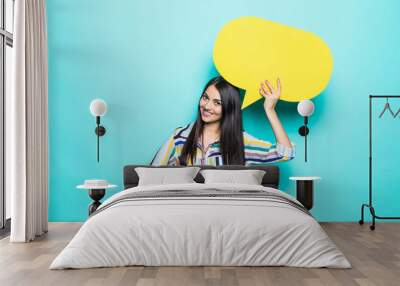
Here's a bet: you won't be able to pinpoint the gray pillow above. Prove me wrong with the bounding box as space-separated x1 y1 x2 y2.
200 169 266 185
135 167 201 186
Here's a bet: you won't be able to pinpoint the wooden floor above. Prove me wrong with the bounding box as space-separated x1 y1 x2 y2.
0 222 399 286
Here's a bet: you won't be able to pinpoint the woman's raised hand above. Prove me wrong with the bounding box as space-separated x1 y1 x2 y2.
259 78 281 112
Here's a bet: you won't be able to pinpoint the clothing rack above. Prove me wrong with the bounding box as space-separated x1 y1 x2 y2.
359 95 400 230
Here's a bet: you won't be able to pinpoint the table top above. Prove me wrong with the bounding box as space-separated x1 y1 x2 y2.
289 176 321 181
76 184 117 190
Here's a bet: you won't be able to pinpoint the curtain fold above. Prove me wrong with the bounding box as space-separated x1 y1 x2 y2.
9 0 48 242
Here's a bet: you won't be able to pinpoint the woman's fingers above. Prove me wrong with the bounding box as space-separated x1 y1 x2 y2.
259 87 266 97
260 78 281 97
259 87 265 97
260 82 270 97
264 80 275 94
277 78 281 93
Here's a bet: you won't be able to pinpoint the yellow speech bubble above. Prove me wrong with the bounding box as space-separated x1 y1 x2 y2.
213 16 333 109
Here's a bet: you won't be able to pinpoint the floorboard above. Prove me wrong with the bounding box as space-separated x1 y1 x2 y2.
0 222 399 286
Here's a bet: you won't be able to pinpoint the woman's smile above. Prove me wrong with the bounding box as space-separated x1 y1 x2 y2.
201 109 213 117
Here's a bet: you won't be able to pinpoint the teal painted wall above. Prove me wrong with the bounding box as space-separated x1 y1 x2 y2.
47 0 400 222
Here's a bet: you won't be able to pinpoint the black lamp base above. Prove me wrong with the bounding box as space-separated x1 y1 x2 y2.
298 125 309 136
95 126 106 136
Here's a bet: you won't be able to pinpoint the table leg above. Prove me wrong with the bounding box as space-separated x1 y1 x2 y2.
296 181 314 210
88 189 105 215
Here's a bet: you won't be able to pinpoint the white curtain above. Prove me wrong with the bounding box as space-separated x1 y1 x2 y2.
8 0 48 242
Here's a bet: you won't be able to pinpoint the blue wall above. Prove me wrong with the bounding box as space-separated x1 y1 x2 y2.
47 0 400 222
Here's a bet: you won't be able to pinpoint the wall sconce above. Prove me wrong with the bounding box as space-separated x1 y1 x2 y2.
297 99 315 162
90 99 107 162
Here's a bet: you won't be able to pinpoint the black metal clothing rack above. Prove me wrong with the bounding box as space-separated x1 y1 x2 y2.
359 95 400 230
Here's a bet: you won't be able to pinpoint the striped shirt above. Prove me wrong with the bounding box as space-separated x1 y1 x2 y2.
150 122 295 166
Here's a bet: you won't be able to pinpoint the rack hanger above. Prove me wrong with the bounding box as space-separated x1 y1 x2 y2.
378 97 395 118
394 107 400 118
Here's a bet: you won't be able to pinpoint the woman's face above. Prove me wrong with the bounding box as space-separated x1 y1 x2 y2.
199 84 222 124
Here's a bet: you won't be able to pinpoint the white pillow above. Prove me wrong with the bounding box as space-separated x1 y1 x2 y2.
135 167 201 186
200 169 266 185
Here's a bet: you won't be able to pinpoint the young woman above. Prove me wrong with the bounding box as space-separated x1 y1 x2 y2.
151 76 295 166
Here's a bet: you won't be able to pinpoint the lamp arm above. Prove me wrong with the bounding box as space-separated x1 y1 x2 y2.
97 117 100 162
304 116 308 162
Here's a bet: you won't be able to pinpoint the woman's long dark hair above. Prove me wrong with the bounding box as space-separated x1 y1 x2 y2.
179 76 245 165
